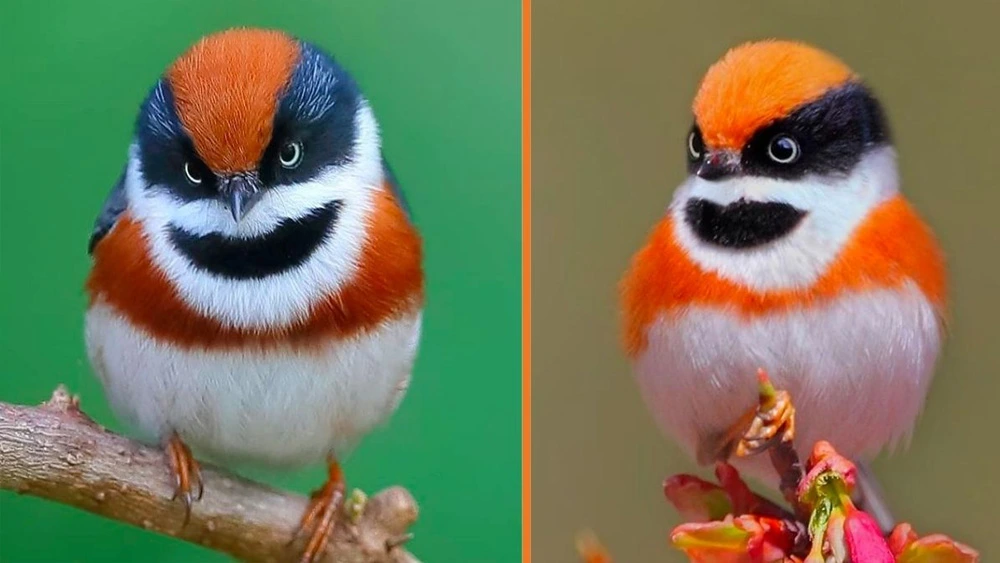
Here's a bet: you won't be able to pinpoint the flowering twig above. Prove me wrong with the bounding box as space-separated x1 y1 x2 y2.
750 369 807 519
576 370 980 563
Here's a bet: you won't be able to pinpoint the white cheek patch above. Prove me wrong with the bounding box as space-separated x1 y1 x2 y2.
669 147 900 292
124 101 386 330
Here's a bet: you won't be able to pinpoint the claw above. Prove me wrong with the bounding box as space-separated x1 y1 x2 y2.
291 457 346 563
734 387 795 458
164 433 203 526
737 386 795 457
701 371 797 464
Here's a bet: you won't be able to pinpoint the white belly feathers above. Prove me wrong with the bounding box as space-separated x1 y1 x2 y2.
85 301 422 468
632 284 940 485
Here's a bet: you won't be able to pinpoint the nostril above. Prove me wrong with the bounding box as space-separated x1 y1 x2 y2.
696 151 739 181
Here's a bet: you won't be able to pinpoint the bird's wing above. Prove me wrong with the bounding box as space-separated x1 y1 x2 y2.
87 167 128 255
381 157 413 221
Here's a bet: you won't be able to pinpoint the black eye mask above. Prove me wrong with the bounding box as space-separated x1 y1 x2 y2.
684 198 807 249
686 82 891 181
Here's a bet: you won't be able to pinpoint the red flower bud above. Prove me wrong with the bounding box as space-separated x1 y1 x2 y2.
843 509 894 563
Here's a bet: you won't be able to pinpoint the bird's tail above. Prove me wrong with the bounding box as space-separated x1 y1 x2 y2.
856 460 896 534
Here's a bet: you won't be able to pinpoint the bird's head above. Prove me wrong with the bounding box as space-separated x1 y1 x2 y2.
130 27 383 235
670 40 898 291
98 28 422 332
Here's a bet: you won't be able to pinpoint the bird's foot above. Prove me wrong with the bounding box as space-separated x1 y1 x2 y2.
163 432 203 525
702 371 796 464
734 384 795 457
292 458 346 563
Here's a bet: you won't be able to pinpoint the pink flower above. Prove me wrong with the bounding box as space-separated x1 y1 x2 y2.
670 515 796 563
652 377 981 563
889 523 979 562
663 474 732 522
663 464 789 523
841 508 894 562
797 440 857 508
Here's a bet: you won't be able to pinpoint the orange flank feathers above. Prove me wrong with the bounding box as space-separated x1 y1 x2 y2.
620 195 947 357
693 40 855 151
86 184 424 350
167 28 300 174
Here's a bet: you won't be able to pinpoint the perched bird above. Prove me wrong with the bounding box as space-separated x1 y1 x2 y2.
620 40 946 528
84 28 424 561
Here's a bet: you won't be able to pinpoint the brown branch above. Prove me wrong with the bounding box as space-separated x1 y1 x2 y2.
769 439 806 518
0 387 420 563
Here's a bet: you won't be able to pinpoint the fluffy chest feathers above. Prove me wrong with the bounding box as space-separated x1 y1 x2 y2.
632 286 941 484
85 174 424 466
86 182 423 350
621 193 946 357
85 302 422 466
621 191 946 482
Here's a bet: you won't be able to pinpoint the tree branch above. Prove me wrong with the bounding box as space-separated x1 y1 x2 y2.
0 387 420 563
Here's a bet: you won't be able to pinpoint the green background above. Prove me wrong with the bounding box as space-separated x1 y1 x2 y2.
0 1 520 562
533 1 999 562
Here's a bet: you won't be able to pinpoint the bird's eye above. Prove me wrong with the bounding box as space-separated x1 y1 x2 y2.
688 129 704 162
279 141 304 169
183 161 203 185
767 135 800 164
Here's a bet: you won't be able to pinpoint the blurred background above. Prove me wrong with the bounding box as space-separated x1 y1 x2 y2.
533 1 999 561
0 1 520 561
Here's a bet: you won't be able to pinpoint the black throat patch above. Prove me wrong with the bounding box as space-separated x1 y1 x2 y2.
684 198 806 249
167 200 344 280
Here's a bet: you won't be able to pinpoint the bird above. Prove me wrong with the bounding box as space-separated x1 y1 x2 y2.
619 40 946 529
84 27 424 562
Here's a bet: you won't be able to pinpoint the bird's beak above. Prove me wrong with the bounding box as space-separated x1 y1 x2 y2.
221 173 264 223
696 150 741 181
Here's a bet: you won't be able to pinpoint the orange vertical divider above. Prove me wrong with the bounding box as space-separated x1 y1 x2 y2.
521 0 532 561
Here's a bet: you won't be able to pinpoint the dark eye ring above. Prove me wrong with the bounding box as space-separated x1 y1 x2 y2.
767 134 800 164
279 141 304 169
183 161 203 185
687 130 703 161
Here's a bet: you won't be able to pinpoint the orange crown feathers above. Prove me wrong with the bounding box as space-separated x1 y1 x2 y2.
167 28 301 174
693 40 857 151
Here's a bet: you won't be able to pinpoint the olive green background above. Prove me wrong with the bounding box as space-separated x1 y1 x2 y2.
533 2 999 562
0 1 520 562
